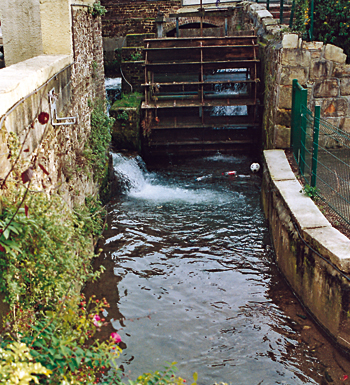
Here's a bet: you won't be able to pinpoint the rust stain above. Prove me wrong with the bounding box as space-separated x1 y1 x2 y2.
324 103 336 115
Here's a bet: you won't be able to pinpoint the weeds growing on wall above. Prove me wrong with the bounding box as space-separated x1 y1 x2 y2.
84 100 114 185
293 0 350 61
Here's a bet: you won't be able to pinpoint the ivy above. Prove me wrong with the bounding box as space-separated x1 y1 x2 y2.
84 100 115 185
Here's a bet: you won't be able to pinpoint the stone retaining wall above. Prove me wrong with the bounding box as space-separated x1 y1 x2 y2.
262 149 350 352
244 1 350 149
0 7 106 207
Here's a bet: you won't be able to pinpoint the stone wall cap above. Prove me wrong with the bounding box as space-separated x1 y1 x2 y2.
303 227 350 273
303 41 323 51
256 9 273 19
264 149 295 181
324 44 347 64
274 178 331 230
282 33 299 49
0 54 73 119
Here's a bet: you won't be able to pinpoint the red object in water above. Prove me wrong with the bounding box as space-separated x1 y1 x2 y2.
222 171 236 176
38 112 50 125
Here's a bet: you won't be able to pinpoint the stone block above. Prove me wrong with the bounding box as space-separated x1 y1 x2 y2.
310 59 333 80
342 117 350 133
321 98 348 117
256 10 273 22
274 124 291 149
303 41 324 51
282 49 311 67
304 227 350 273
264 149 296 181
333 65 350 78
282 34 299 49
274 179 330 230
324 44 347 64
281 66 308 86
278 85 293 109
314 79 339 98
340 78 350 96
276 108 291 127
262 18 278 27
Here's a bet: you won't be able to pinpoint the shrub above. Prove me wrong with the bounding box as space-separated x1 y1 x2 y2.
293 0 350 61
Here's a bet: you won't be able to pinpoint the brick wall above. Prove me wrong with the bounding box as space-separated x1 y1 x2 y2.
101 0 181 37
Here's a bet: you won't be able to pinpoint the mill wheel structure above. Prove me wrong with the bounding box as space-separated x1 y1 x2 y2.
141 32 261 156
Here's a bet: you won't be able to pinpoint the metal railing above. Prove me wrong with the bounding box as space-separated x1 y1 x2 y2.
255 0 295 28
291 79 350 228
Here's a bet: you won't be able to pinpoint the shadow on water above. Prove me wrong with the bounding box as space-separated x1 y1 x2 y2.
84 152 350 385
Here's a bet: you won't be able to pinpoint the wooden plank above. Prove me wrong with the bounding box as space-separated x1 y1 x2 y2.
141 97 260 109
144 44 259 51
142 79 259 86
146 37 257 49
143 60 260 72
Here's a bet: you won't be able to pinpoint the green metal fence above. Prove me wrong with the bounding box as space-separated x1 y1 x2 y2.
291 79 350 228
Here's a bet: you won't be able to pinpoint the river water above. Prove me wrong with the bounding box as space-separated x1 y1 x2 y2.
84 152 350 385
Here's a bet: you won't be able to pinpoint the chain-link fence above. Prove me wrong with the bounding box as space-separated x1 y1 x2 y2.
292 79 350 228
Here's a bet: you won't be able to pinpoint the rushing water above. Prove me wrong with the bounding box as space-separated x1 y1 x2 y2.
84 152 350 385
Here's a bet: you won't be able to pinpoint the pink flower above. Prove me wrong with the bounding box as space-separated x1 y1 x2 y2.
111 332 122 343
93 314 101 326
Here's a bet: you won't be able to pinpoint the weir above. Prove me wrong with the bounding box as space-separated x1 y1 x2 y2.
141 33 261 155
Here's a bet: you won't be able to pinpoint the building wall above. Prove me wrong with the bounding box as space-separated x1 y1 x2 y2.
0 5 106 207
0 0 43 66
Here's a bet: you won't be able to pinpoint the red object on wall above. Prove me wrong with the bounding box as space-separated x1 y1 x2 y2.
38 112 50 125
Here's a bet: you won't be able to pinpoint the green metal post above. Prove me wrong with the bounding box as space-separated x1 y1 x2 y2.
280 0 284 24
267 0 270 11
299 88 308 175
311 105 320 187
289 0 295 28
291 79 300 161
309 0 314 41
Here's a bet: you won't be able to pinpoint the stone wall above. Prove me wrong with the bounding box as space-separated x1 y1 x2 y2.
0 7 106 207
262 150 350 353
245 1 350 149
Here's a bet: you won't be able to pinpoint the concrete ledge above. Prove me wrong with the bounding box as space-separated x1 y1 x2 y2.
0 54 73 118
264 149 349 267
263 149 350 353
274 179 331 230
304 227 350 273
264 149 296 181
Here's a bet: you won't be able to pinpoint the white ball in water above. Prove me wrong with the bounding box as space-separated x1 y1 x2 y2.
250 163 260 173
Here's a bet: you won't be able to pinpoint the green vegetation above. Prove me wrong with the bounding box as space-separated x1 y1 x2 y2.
0 97 200 384
301 184 320 199
293 0 350 61
84 100 114 185
111 92 142 109
89 1 107 17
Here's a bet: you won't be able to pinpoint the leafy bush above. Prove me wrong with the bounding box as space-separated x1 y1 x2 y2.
89 1 107 17
293 0 350 61
0 190 103 310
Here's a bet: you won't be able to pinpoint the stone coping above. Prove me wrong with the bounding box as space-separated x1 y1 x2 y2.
0 54 73 119
264 149 350 273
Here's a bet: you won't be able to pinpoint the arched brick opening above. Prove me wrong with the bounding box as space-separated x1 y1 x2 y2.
166 22 219 37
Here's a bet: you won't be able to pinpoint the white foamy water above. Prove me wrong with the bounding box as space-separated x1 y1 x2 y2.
112 153 231 204
105 77 121 90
